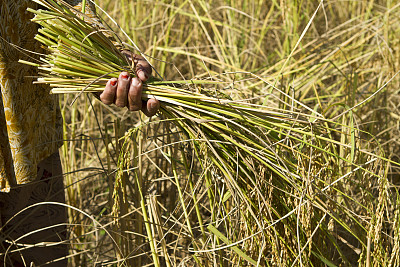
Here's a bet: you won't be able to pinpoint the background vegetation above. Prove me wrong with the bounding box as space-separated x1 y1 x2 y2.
59 0 400 265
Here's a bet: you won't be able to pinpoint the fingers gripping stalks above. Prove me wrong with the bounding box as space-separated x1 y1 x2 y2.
99 52 159 117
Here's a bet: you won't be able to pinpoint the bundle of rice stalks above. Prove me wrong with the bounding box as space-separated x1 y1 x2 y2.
22 0 327 180
20 0 398 265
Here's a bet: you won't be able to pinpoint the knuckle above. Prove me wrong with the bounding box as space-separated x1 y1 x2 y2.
128 93 141 104
115 101 126 107
100 94 113 105
129 104 141 111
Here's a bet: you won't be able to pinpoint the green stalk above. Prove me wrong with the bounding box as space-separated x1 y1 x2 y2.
134 131 160 267
81 0 86 14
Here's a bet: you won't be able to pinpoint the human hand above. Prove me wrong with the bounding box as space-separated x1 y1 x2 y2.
100 54 160 117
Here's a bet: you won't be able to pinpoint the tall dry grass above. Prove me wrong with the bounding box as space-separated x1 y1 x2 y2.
53 0 400 266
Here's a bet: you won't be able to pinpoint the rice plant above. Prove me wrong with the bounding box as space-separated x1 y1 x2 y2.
20 0 400 266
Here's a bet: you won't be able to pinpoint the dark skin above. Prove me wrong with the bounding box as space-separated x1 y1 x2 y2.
100 54 160 116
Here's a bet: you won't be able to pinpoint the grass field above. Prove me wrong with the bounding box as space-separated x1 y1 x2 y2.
57 0 400 265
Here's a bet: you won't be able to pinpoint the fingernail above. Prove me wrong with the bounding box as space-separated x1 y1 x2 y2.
110 80 117 86
150 101 158 109
132 78 141 86
144 72 149 80
121 73 129 80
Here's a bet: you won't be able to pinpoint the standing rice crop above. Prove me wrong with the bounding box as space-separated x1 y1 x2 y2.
19 0 400 265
